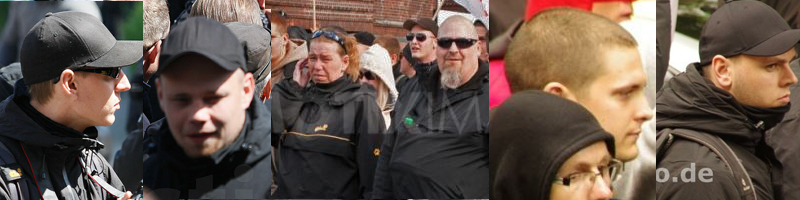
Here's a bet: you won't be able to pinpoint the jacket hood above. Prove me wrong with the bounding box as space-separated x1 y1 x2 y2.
273 39 307 75
657 63 789 145
150 96 271 171
0 80 103 152
490 90 615 200
360 44 398 109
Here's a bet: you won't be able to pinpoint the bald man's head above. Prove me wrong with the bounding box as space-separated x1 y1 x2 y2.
439 16 478 39
437 15 482 89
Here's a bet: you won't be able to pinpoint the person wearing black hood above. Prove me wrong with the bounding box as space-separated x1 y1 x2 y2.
270 29 385 198
142 17 272 199
0 11 141 200
491 90 620 200
656 1 800 199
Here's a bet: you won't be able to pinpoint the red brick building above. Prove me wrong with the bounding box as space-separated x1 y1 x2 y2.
266 0 439 38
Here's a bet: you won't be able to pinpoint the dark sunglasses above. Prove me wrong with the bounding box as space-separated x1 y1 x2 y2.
311 30 347 54
359 71 378 80
53 67 122 84
405 33 428 42
437 38 478 49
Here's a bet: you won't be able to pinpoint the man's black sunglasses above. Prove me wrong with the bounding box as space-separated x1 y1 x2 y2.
405 33 428 42
437 38 478 49
74 67 121 79
53 67 121 84
311 30 347 54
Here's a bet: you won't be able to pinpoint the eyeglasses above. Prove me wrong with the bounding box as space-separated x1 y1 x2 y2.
553 159 623 190
74 67 122 79
405 33 428 42
359 70 378 80
53 67 122 84
437 38 478 49
311 30 347 54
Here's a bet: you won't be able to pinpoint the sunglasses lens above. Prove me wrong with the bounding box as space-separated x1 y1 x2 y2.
416 34 426 42
437 39 452 48
109 67 120 79
454 39 475 48
437 38 475 49
361 71 377 80
407 33 426 42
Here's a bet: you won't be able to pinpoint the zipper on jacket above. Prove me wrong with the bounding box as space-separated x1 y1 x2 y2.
286 131 355 145
62 167 78 200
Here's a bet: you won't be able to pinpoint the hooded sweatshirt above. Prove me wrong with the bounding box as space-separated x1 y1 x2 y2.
271 39 308 86
490 90 615 200
143 97 273 199
360 44 399 128
656 63 786 200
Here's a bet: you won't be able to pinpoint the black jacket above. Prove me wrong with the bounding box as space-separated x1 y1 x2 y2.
766 59 800 200
373 61 490 199
143 97 272 199
0 80 125 200
656 64 784 200
271 76 385 199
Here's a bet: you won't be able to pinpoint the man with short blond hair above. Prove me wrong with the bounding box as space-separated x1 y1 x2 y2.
507 8 651 163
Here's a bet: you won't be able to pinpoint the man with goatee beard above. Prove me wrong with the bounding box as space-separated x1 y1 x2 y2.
372 15 489 199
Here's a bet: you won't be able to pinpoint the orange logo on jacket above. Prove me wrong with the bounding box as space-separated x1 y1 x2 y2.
314 124 328 132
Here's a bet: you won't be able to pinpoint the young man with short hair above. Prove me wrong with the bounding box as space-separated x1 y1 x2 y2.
657 1 800 199
0 11 140 200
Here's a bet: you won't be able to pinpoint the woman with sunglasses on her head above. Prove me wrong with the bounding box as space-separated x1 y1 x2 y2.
271 29 386 199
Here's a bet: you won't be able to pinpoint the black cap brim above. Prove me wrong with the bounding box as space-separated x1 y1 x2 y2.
84 40 143 68
403 19 438 36
744 29 800 57
159 50 242 75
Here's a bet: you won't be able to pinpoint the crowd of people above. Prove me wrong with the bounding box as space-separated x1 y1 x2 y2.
140 0 489 199
488 0 800 200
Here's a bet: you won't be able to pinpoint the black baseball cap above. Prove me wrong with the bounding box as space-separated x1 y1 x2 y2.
403 18 439 36
699 0 800 66
354 31 376 46
20 11 142 85
159 17 246 74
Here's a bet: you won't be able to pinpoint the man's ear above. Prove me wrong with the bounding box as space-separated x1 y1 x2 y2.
58 70 78 99
543 82 578 101
390 54 399 65
710 55 733 89
242 72 255 109
146 40 161 64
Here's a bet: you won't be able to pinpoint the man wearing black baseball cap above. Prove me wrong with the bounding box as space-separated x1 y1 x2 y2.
0 11 140 200
657 1 800 199
403 18 439 83
142 17 272 199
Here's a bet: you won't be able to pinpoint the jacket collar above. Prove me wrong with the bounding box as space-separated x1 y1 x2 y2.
0 79 102 152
